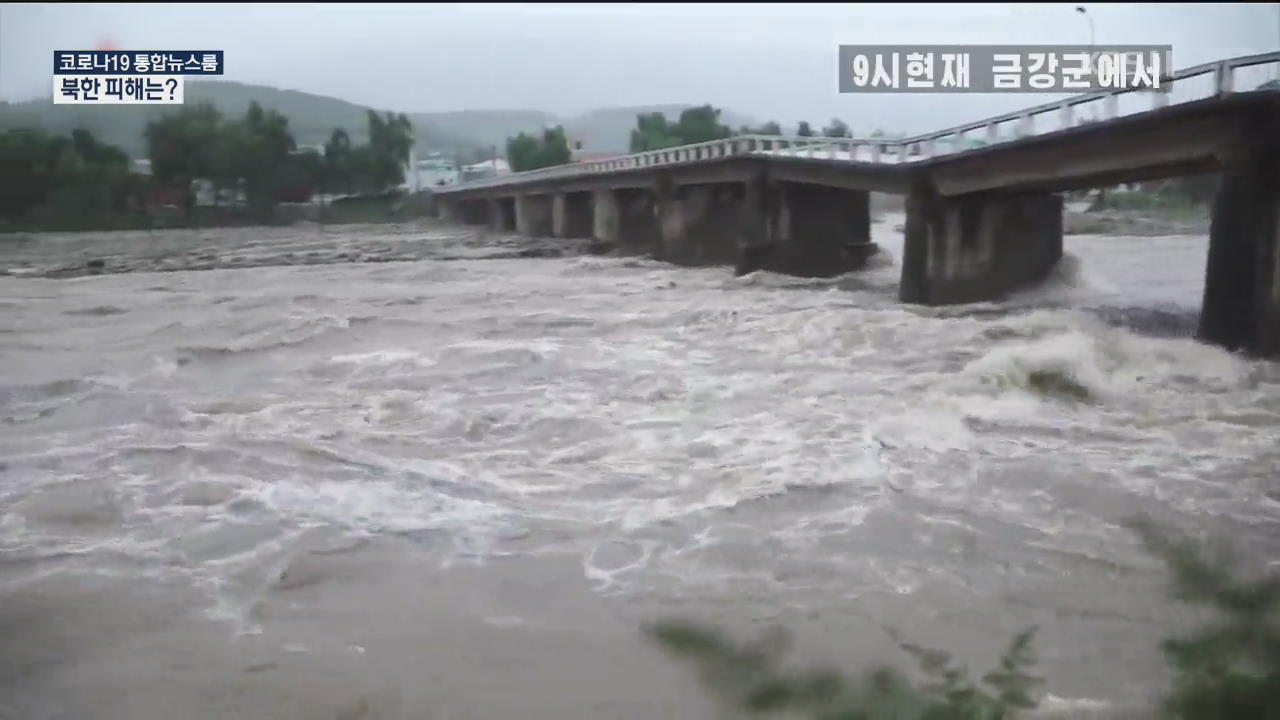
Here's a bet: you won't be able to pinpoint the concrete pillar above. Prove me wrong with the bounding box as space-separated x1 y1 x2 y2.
515 193 553 236
736 180 874 277
615 189 662 255
552 192 593 238
899 180 933 303
652 182 752 266
656 185 689 262
592 189 620 245
734 175 781 275
486 198 503 232
489 197 516 232
552 193 568 237
437 197 457 223
455 198 488 226
899 188 1063 304
1199 144 1280 357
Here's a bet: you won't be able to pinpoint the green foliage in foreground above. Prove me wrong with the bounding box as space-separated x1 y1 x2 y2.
1128 517 1280 719
648 620 1041 719
647 517 1280 719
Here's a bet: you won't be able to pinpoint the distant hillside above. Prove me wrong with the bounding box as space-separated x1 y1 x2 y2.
407 109 558 154
0 80 757 159
0 81 480 159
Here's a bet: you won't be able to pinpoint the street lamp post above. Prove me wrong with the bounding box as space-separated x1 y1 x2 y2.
1075 6 1100 121
1075 6 1109 204
1075 6 1095 47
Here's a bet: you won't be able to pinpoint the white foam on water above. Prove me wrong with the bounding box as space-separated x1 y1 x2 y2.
4 225 1280 713
962 311 1253 406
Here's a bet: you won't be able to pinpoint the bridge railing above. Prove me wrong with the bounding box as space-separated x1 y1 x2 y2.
438 51 1280 193
894 50 1280 160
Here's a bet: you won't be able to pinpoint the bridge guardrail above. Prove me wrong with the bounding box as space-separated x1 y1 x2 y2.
437 51 1280 193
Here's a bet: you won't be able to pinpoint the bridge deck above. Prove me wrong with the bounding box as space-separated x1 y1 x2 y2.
434 51 1280 199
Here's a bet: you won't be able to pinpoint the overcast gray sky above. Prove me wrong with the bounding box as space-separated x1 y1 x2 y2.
2 3 1277 132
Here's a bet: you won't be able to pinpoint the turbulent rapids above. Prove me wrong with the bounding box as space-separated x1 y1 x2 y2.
2 216 1278 719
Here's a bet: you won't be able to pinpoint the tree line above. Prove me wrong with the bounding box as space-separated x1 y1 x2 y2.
0 127 139 227
0 102 415 228
500 106 876 173
144 102 414 222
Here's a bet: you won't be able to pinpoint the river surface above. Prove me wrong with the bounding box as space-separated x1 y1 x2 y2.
2 217 1278 719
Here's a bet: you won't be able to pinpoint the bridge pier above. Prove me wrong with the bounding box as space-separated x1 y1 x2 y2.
552 192 593 238
591 189 620 246
454 198 492 226
618 190 661 254
437 197 457 224
1199 145 1280 357
516 193 554 236
899 187 1062 304
485 197 516 233
734 180 874 277
662 184 750 266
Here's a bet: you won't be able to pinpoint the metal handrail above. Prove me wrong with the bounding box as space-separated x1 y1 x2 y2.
436 51 1280 193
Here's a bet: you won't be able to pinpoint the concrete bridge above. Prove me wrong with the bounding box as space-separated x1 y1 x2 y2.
433 52 1280 358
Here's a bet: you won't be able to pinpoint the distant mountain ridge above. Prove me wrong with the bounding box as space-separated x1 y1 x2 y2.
0 80 756 159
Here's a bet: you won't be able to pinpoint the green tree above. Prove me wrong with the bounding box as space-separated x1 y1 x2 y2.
797 121 814 137
630 106 731 151
648 516 1280 720
0 127 136 225
674 105 732 144
0 129 54 218
630 112 680 152
506 125 571 172
648 621 1043 719
366 110 414 191
323 128 352 195
506 132 540 172
1128 517 1280 719
537 126 571 167
144 103 223 222
278 148 323 203
740 121 782 136
345 144 376 193
230 101 296 217
822 118 851 138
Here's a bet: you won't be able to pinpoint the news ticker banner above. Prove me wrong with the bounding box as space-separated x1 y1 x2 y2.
838 45 1173 93
52 50 224 105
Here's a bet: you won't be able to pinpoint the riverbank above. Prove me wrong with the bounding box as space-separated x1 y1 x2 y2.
0 219 600 280
0 190 437 235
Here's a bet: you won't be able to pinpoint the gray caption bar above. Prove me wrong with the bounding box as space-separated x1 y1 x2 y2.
838 45 1173 94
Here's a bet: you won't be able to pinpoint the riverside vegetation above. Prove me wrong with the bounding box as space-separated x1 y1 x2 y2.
0 101 414 231
647 517 1280 719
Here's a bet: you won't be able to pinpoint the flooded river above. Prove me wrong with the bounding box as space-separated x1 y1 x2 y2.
2 217 1278 719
